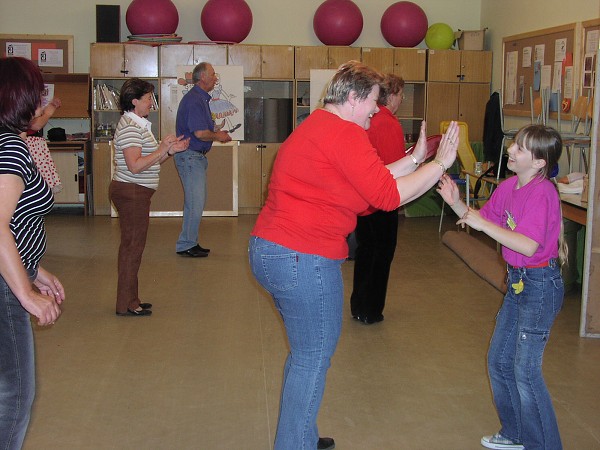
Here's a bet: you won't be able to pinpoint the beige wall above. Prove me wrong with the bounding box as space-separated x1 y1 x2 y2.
1 0 596 129
1 1 596 75
1 0 482 72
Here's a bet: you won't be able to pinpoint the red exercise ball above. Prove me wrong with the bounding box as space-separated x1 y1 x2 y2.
201 0 253 44
380 1 428 47
313 0 363 46
126 0 179 36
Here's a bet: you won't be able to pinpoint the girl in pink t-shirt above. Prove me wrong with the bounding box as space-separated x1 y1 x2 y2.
438 124 566 450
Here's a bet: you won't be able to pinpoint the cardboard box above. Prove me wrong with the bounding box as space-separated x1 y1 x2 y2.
455 29 486 51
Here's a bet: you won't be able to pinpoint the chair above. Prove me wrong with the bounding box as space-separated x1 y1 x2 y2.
562 95 592 172
438 122 491 233
440 121 489 196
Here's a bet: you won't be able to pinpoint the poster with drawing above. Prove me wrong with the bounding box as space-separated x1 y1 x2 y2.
174 65 244 141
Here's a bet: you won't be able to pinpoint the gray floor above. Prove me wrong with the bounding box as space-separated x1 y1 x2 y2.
24 214 600 449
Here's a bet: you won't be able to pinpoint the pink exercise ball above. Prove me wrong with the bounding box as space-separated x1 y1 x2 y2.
313 0 363 46
201 0 253 43
126 0 179 35
380 1 428 48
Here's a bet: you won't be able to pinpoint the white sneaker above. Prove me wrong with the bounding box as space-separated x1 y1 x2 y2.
481 433 524 449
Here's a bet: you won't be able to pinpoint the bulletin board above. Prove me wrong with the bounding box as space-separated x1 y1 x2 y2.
0 34 73 73
582 18 600 98
502 24 575 118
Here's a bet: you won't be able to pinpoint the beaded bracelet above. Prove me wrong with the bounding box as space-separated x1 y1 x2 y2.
432 159 446 174
409 153 419 166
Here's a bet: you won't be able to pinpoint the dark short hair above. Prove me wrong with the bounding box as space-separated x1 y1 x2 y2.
0 57 45 133
323 61 383 105
378 74 404 106
514 124 562 179
119 78 155 113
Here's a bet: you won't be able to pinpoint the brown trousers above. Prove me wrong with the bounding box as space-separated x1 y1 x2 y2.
109 180 154 313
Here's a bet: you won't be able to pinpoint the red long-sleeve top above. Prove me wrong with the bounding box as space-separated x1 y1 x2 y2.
366 105 406 164
251 109 401 259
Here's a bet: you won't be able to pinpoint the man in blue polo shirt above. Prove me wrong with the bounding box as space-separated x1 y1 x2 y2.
174 62 232 257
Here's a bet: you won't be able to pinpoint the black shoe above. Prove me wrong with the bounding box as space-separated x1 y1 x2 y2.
353 314 384 325
195 244 210 253
116 308 152 317
177 246 208 257
317 437 335 450
139 303 152 310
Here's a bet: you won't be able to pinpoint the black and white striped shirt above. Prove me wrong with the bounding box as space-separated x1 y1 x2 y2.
0 129 54 271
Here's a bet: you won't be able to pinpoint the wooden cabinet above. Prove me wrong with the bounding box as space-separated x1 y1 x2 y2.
361 48 427 141
90 43 158 78
42 73 90 118
361 47 394 73
49 141 90 213
228 44 294 79
393 48 427 81
295 46 361 79
428 50 492 83
426 82 490 140
426 50 492 141
159 44 228 77
238 143 279 213
150 143 238 216
91 141 112 216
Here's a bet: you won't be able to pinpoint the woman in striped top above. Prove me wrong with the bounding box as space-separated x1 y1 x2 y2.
109 78 189 317
0 56 65 449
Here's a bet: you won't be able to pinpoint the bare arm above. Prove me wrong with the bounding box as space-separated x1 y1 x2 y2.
437 174 539 256
457 209 539 257
394 121 459 205
386 121 426 178
194 129 232 143
29 97 61 131
0 174 61 325
123 135 189 174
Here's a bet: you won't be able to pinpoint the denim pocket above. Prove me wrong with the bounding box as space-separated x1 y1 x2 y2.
261 253 298 291
518 329 550 367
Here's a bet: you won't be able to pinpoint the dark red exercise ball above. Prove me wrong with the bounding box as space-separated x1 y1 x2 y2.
313 0 363 46
126 0 179 35
380 1 428 47
201 0 253 43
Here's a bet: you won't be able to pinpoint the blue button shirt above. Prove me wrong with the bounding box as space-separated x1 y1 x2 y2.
176 85 214 153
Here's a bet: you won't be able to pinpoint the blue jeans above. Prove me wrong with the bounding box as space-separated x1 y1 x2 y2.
249 236 344 450
488 261 563 450
0 272 36 450
174 150 208 252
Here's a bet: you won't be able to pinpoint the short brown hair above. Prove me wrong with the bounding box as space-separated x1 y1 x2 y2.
378 74 404 106
323 61 383 106
119 78 155 113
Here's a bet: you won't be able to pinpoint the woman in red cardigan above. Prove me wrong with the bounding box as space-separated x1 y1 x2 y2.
249 61 459 450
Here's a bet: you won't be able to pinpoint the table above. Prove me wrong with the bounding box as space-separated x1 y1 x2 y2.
561 193 587 226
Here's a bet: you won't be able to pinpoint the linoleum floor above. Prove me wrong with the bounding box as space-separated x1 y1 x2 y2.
23 214 600 450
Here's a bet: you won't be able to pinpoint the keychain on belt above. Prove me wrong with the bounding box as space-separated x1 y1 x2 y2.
505 210 524 294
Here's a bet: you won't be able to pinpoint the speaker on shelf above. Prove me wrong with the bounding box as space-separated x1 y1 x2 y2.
96 5 120 43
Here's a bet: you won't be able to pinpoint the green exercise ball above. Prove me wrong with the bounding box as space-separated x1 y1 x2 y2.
425 23 455 49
